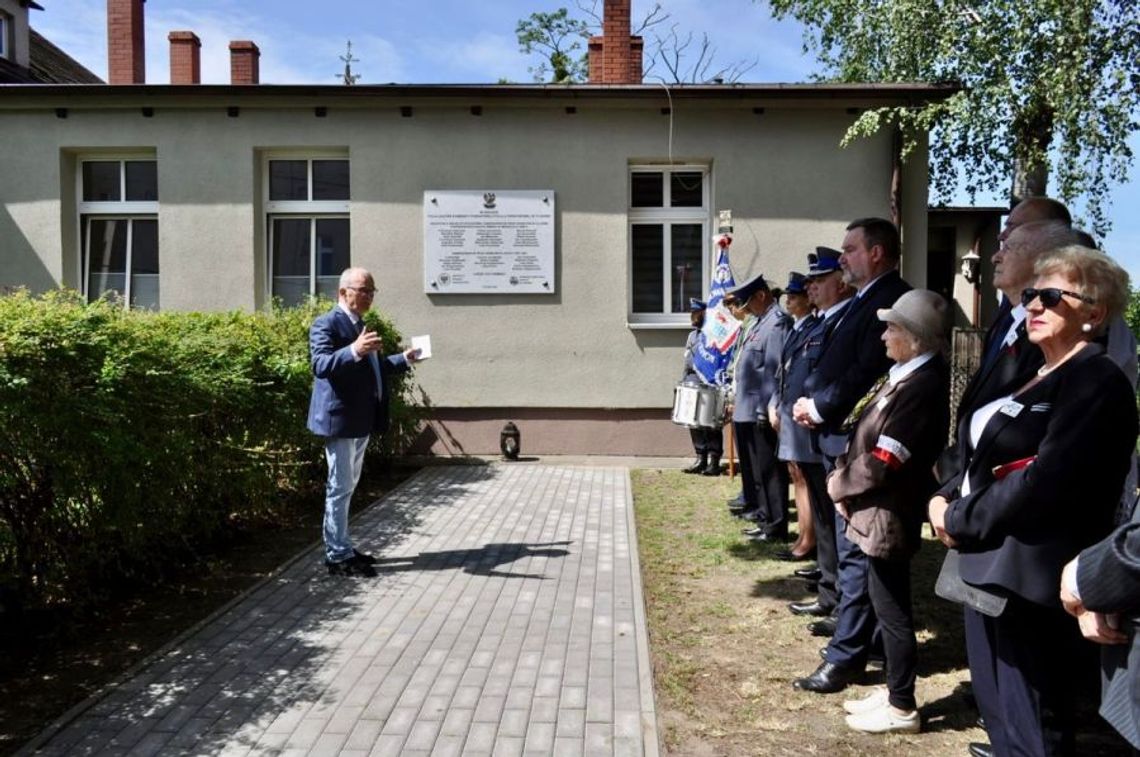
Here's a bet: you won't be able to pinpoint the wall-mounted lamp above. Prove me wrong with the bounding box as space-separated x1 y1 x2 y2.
960 250 981 284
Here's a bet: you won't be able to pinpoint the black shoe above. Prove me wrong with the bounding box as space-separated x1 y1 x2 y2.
976 716 985 730
327 555 377 577
749 530 789 543
742 526 765 536
726 496 746 508
968 743 993 757
353 549 378 565
808 617 837 637
737 509 763 521
702 457 722 476
792 660 861 693
775 549 815 562
794 567 822 581
683 456 707 474
867 651 885 671
789 600 832 617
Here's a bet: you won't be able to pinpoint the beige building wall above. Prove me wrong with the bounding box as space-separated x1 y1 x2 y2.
0 92 929 454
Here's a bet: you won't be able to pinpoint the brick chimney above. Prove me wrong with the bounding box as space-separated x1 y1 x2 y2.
229 40 260 85
587 0 643 84
168 31 201 85
107 0 146 84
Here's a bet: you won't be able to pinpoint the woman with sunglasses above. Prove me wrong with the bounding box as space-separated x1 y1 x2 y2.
929 246 1137 756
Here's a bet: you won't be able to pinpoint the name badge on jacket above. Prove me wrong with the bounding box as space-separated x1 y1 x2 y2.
999 400 1024 418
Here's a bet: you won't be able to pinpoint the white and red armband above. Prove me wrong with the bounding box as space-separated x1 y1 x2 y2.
871 434 911 471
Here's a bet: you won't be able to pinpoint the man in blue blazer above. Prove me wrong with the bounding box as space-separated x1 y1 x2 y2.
727 273 790 535
791 218 911 693
1061 488 1140 751
308 267 419 577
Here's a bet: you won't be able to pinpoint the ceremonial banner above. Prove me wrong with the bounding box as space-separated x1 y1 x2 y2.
691 235 741 385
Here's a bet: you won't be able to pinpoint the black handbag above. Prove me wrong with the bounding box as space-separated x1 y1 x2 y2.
934 548 1008 617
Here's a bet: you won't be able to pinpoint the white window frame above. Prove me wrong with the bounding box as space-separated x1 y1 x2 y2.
627 163 712 327
76 154 159 308
263 151 350 304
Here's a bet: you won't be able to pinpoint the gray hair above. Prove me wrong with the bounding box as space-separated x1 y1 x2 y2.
338 267 370 289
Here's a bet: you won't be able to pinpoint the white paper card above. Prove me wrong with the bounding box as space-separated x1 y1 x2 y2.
411 335 432 360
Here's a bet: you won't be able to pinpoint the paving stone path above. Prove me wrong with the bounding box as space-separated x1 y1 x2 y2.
22 464 659 757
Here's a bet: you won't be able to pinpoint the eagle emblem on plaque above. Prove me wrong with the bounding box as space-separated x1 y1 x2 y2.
482 192 496 209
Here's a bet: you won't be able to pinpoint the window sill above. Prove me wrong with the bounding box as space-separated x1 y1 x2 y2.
626 321 692 331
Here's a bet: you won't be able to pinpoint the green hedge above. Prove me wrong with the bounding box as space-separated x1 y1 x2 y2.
0 289 420 610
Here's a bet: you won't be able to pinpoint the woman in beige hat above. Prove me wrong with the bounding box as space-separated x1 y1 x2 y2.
826 289 951 733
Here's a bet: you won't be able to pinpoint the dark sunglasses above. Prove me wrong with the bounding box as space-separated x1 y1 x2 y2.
1020 287 1096 308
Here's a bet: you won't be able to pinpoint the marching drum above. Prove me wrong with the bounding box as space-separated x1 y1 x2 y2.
672 383 726 429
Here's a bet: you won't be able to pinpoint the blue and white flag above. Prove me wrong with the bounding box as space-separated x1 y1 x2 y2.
691 236 741 385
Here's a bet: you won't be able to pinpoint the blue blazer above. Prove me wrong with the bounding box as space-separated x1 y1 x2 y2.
731 305 789 423
942 344 1137 607
306 307 410 439
1078 496 1140 749
773 314 822 463
936 302 1043 483
803 270 911 457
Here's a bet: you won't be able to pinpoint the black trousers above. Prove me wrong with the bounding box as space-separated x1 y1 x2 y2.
734 421 760 510
801 461 838 611
965 598 1083 757
753 421 789 536
867 555 917 710
689 426 723 456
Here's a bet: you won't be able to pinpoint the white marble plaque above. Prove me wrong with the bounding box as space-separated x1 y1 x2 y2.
423 190 555 294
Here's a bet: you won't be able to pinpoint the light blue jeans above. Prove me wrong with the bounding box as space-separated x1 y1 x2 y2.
323 435 369 563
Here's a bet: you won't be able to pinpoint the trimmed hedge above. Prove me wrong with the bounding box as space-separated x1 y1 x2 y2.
0 289 420 610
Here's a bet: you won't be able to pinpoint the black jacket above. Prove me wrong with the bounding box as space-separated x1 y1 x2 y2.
802 269 911 458
942 344 1138 607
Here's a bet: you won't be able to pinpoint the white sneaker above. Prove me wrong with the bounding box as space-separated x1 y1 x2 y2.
845 704 921 734
843 687 889 715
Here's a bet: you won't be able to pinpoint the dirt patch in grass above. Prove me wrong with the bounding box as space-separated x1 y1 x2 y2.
0 465 416 756
632 469 1131 756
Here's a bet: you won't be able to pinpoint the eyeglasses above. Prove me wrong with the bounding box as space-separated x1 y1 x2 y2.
1020 287 1096 308
346 286 376 296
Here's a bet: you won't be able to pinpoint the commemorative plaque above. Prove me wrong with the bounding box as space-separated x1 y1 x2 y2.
423 190 555 294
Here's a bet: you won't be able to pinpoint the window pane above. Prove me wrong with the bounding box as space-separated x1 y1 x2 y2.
670 223 703 313
271 218 311 276
315 218 350 299
630 172 663 208
631 224 664 313
82 162 121 202
312 160 349 201
670 171 703 207
271 218 311 304
125 161 158 201
269 160 308 201
131 219 159 274
86 218 127 301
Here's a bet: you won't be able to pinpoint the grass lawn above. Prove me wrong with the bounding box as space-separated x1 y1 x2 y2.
631 468 1129 756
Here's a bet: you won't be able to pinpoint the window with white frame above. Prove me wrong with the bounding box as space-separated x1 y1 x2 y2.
628 165 710 322
265 156 350 306
79 157 160 309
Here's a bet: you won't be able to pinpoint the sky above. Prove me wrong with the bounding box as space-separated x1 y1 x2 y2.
28 0 1140 279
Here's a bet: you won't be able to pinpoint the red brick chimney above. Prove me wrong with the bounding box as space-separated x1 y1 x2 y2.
168 31 201 85
229 40 260 85
587 0 643 84
107 0 146 84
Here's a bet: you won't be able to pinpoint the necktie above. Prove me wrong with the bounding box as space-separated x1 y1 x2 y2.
981 307 1014 370
841 372 889 432
357 319 383 399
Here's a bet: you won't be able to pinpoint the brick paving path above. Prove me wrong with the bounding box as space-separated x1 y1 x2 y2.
21 464 659 757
